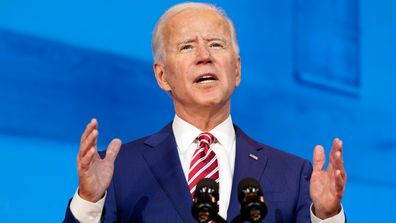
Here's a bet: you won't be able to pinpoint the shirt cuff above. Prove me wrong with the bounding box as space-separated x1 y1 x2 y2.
69 188 106 223
310 203 345 223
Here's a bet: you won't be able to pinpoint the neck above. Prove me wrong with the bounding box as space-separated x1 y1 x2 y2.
174 103 230 131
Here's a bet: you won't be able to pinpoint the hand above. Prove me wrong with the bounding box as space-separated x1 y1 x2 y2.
310 138 347 219
77 119 121 202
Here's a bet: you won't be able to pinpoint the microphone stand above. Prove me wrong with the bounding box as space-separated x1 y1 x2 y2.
230 215 243 223
214 214 227 223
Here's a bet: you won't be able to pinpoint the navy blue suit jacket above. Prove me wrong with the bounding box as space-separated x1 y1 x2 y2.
64 123 312 222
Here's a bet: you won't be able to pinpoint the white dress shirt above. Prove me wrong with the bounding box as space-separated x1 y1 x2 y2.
172 114 236 219
70 115 344 223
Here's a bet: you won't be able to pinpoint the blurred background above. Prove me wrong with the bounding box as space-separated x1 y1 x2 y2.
0 0 395 222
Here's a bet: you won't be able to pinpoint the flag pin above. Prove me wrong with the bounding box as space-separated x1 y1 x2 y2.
249 154 258 160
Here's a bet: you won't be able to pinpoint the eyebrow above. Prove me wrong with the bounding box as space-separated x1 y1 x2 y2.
177 36 226 47
204 37 226 42
177 38 196 48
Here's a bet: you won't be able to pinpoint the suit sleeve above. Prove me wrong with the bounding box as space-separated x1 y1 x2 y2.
296 160 314 223
63 199 80 223
63 180 117 223
100 179 118 222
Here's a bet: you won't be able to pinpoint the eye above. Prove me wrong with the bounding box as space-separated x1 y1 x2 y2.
180 44 193 52
209 42 224 49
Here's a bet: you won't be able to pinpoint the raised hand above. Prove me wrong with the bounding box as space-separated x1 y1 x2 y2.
310 138 347 219
77 119 121 202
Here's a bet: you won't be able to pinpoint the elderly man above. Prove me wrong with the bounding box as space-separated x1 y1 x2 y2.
64 2 346 223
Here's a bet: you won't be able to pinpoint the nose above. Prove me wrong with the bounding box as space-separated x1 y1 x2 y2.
195 44 212 65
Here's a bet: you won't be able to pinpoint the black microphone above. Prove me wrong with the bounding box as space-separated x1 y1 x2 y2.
236 177 268 223
192 178 225 223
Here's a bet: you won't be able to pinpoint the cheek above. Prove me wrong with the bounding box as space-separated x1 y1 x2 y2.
172 60 193 80
165 67 189 89
223 60 238 79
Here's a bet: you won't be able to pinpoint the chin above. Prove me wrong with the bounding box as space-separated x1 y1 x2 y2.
198 98 229 109
194 91 231 107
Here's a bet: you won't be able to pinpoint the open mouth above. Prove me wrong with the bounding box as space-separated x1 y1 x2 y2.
194 73 218 83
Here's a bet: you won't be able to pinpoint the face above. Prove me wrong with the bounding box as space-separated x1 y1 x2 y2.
154 8 241 114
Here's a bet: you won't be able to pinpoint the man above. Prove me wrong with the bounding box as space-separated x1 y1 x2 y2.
64 2 346 222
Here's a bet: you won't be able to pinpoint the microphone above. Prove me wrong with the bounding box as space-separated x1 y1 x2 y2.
191 178 225 223
236 177 268 223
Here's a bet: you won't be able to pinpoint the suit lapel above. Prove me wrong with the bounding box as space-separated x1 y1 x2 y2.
227 125 269 219
140 123 269 221
141 123 193 222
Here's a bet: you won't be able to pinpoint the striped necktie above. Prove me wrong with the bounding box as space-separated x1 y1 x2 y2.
188 132 219 197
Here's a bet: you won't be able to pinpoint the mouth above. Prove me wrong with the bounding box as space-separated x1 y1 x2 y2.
194 73 218 84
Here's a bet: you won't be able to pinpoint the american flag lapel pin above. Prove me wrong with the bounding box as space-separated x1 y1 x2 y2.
249 154 258 160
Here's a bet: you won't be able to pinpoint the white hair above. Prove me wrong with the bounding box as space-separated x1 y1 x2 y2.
152 2 239 62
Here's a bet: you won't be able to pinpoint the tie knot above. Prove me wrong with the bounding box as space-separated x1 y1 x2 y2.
197 132 215 146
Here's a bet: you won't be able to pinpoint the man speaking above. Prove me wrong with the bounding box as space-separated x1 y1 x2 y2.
63 2 347 222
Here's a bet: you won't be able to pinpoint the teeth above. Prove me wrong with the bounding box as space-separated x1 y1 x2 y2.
195 74 217 83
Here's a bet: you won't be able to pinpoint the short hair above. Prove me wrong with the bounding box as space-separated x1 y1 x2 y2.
152 2 239 62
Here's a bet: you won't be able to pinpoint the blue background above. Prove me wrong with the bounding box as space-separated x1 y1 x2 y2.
0 0 395 222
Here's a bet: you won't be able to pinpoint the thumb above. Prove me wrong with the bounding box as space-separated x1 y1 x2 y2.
105 138 122 163
313 145 326 172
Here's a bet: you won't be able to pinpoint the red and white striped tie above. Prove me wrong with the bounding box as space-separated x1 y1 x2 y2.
188 132 219 197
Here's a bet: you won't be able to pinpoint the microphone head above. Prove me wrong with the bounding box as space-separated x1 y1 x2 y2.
195 178 219 199
238 177 262 201
237 177 268 223
192 178 219 223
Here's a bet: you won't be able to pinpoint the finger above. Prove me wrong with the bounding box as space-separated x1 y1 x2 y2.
313 145 326 172
105 138 122 163
79 146 97 171
330 138 342 161
330 138 345 172
78 129 98 160
80 118 98 144
331 151 345 173
334 169 346 195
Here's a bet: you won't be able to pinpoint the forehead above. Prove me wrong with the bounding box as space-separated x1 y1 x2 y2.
164 8 230 43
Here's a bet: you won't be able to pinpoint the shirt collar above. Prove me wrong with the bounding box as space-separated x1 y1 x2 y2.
172 114 235 154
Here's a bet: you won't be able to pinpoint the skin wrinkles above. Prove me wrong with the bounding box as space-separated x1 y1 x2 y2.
154 8 241 131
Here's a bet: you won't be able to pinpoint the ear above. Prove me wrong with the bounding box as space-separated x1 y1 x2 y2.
154 62 172 92
235 56 241 87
